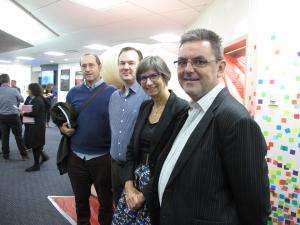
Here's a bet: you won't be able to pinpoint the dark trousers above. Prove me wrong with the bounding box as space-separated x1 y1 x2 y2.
32 146 43 165
0 114 27 157
111 158 126 205
67 152 113 225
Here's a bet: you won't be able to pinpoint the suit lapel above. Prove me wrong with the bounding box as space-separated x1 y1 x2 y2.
165 88 228 187
149 93 176 152
133 102 152 149
166 110 214 186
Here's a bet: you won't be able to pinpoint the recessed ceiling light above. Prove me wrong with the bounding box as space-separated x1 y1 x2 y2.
16 56 35 60
64 58 69 62
150 33 180 42
0 0 58 45
50 60 55 63
44 51 66 56
85 44 109 51
0 60 12 63
69 0 126 10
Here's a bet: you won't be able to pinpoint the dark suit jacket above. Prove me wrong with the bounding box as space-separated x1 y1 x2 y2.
123 90 189 202
151 88 270 225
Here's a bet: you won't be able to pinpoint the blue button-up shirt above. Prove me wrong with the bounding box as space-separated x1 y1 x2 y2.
109 82 149 162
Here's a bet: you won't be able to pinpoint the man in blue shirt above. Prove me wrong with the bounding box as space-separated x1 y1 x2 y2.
60 53 116 225
109 47 149 204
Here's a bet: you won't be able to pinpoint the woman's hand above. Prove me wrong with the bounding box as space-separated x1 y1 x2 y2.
125 181 145 210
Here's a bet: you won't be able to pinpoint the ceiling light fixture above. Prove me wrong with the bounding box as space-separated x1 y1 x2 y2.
69 0 126 10
0 0 58 45
0 60 12 63
44 51 66 56
150 33 180 43
85 44 110 51
16 56 35 60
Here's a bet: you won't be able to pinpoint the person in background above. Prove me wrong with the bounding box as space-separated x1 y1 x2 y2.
60 53 116 225
0 74 28 160
109 46 149 205
11 79 21 93
44 83 55 127
112 56 189 224
22 83 49 172
151 28 270 225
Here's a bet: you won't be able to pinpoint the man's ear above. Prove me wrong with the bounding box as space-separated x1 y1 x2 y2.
217 60 226 78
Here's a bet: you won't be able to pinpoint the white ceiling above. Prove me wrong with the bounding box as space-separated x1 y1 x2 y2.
0 0 214 65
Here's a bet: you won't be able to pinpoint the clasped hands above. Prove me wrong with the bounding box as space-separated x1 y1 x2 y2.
125 181 145 210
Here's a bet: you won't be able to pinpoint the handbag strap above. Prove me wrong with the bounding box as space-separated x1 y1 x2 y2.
78 83 108 113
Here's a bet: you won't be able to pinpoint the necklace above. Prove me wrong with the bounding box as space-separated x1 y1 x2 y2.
149 105 165 124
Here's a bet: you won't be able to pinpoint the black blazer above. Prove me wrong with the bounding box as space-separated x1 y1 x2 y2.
151 88 270 225
122 90 189 201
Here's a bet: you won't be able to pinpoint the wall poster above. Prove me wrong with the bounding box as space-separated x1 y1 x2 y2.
60 69 70 91
75 71 84 86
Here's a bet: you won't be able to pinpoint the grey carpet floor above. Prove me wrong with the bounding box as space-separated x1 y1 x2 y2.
0 124 74 225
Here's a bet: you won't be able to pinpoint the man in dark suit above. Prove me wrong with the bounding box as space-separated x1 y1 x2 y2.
152 29 270 225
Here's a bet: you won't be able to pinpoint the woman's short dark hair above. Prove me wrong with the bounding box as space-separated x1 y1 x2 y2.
180 28 224 61
136 56 171 84
28 83 43 97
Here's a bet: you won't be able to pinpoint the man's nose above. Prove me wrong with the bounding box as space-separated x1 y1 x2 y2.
185 61 195 72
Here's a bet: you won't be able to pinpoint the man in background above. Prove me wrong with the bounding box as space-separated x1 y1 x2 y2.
0 74 28 160
60 53 115 225
11 79 21 93
109 47 149 204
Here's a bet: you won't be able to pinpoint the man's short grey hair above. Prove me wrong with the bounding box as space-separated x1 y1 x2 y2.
180 28 224 60
80 53 101 65
0 73 10 83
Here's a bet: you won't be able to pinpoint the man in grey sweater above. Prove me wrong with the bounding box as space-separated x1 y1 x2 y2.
0 74 28 160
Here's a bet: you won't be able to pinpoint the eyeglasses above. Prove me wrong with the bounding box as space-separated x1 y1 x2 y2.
174 58 217 69
138 73 161 84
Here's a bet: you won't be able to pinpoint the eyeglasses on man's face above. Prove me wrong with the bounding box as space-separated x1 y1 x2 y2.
138 73 161 84
174 58 218 69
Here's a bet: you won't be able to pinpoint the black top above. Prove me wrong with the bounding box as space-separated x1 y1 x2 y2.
139 121 158 155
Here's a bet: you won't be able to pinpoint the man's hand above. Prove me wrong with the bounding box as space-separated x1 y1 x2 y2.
60 122 75 137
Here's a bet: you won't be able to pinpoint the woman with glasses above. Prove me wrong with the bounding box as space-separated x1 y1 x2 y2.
112 56 189 225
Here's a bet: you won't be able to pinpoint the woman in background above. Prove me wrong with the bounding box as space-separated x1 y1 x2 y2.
22 83 49 172
112 56 189 224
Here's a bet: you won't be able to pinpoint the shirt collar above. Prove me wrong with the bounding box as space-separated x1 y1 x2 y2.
84 79 104 89
190 82 225 113
120 81 140 96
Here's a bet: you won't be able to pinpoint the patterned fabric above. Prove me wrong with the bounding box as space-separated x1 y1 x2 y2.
112 164 151 225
